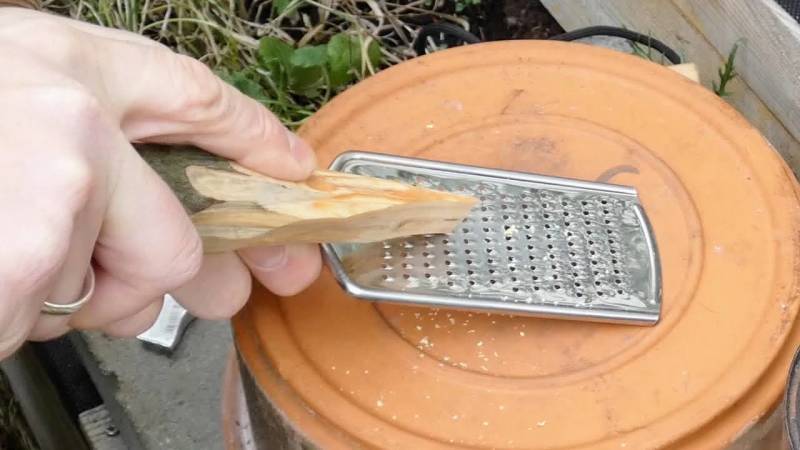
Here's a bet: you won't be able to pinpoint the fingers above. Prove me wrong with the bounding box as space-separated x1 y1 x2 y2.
170 252 252 320
239 244 323 297
101 296 164 338
0 86 107 358
68 138 203 329
91 38 316 180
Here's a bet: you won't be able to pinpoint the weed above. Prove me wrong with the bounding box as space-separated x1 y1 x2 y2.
713 42 739 97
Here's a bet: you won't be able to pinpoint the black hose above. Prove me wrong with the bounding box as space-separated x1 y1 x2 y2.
413 22 482 56
548 26 682 64
413 23 682 65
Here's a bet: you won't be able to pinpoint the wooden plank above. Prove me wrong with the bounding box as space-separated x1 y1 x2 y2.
541 0 800 175
671 0 800 144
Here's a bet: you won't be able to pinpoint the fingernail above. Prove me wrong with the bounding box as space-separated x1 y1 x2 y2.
287 132 316 173
242 245 288 271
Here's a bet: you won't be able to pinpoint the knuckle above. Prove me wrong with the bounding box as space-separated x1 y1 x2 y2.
52 157 94 213
24 84 106 136
168 54 227 119
53 85 105 129
144 230 203 291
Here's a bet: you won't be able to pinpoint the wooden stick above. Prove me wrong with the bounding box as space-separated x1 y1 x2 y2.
135 144 478 253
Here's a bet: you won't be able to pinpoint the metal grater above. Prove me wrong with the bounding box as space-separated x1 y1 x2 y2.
322 151 662 325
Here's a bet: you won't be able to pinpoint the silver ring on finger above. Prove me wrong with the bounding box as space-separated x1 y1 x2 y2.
41 266 96 316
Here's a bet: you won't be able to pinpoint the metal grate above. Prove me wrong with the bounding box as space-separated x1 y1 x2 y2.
323 152 662 325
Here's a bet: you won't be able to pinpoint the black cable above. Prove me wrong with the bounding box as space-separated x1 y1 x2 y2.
413 22 482 56
413 23 682 66
549 26 682 64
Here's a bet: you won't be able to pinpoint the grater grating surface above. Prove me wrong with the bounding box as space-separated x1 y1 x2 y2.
323 151 662 325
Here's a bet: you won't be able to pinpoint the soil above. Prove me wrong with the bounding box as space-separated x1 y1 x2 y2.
463 0 564 41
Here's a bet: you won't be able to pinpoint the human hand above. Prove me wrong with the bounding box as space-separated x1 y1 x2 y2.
0 8 322 359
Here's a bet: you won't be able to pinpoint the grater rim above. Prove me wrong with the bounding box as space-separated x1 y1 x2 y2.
322 150 662 325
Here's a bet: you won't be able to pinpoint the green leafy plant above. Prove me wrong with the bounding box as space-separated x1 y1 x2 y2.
257 32 382 96
713 42 739 97
217 32 382 127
